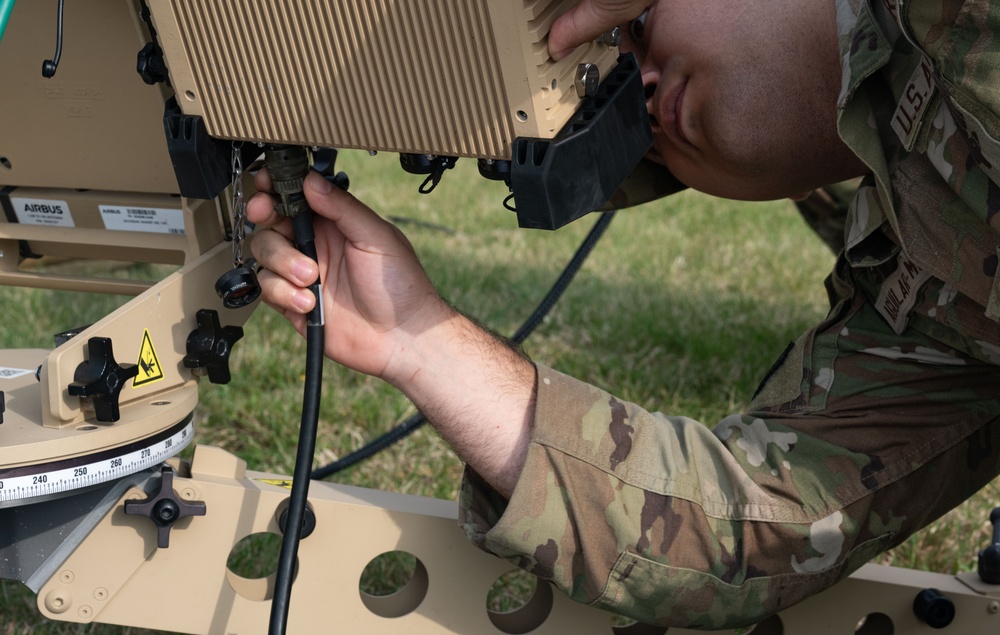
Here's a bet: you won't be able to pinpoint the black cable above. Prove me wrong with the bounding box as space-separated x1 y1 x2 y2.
269 212 324 635
310 210 617 480
510 211 616 345
42 0 64 78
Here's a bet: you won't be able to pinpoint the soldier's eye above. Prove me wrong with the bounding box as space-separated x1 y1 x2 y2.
629 9 649 43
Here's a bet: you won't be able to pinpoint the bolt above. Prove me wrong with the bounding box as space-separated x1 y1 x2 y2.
989 600 1000 614
153 499 181 525
181 487 197 500
59 571 74 584
44 590 71 614
94 588 108 601
575 63 600 98
597 27 621 46
78 605 93 619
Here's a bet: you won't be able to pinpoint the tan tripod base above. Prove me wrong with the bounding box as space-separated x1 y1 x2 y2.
36 445 1000 634
0 240 256 506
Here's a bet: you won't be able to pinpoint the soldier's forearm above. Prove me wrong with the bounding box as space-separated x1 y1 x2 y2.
389 312 537 498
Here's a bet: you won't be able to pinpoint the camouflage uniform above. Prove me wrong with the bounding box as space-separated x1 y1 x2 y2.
459 0 1000 629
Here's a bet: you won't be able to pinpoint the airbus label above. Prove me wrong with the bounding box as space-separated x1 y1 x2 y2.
11 197 75 227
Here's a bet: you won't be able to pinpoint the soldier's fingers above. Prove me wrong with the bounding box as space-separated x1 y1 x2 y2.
549 0 647 60
257 267 317 315
254 166 273 193
250 227 320 289
246 191 293 237
261 291 309 338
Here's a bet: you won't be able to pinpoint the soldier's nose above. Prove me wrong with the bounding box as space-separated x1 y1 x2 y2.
643 82 658 125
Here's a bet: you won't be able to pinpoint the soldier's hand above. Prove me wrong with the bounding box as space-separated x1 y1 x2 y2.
549 0 648 60
247 170 451 384
248 170 535 498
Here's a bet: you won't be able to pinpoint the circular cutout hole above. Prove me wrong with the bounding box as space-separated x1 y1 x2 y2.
359 551 427 618
550 79 557 91
225 532 286 602
151 401 171 406
76 425 98 431
516 110 528 122
486 569 552 634
745 614 784 635
185 90 196 101
855 612 893 635
610 615 667 635
0 156 11 170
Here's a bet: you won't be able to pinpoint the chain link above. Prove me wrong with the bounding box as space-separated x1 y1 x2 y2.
230 141 246 267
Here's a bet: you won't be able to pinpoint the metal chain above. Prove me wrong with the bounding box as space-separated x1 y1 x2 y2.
230 141 247 267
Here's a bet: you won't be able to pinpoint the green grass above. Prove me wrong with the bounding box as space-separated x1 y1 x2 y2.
1 151 997 634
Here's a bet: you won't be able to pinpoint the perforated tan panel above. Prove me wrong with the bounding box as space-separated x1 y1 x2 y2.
147 0 619 159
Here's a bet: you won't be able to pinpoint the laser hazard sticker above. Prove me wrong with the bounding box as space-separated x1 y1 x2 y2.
254 478 294 490
133 329 164 387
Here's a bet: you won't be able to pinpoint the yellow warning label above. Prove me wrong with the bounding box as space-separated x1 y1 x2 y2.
255 478 294 490
133 329 164 387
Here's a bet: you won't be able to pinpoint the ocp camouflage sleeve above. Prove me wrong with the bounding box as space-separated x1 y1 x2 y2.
457 0 1000 628
459 255 1000 629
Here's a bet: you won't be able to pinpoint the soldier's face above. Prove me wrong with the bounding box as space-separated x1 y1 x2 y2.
621 0 865 200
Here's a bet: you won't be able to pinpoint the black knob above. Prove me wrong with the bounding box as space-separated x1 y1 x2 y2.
67 338 139 422
184 309 244 384
913 588 955 629
124 465 206 548
136 42 169 85
978 507 1000 584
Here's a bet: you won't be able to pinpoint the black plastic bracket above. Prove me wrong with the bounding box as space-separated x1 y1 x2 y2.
0 391 5 424
124 464 207 548
163 98 260 200
509 53 652 230
67 337 139 423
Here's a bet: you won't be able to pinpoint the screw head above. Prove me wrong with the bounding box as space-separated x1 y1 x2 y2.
597 27 621 46
153 498 181 525
44 590 72 614
575 63 599 98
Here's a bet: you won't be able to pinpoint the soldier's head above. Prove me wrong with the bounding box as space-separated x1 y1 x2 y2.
622 0 867 201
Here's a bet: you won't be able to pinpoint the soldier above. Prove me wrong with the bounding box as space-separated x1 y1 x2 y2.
249 0 1000 628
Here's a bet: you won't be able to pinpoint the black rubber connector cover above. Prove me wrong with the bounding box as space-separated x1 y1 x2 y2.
510 53 652 230
912 588 956 629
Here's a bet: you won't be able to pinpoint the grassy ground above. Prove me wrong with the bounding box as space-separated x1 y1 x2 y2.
1 152 997 634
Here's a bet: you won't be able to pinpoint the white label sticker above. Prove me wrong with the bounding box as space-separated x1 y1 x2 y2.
99 205 185 235
10 197 75 227
0 367 34 379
